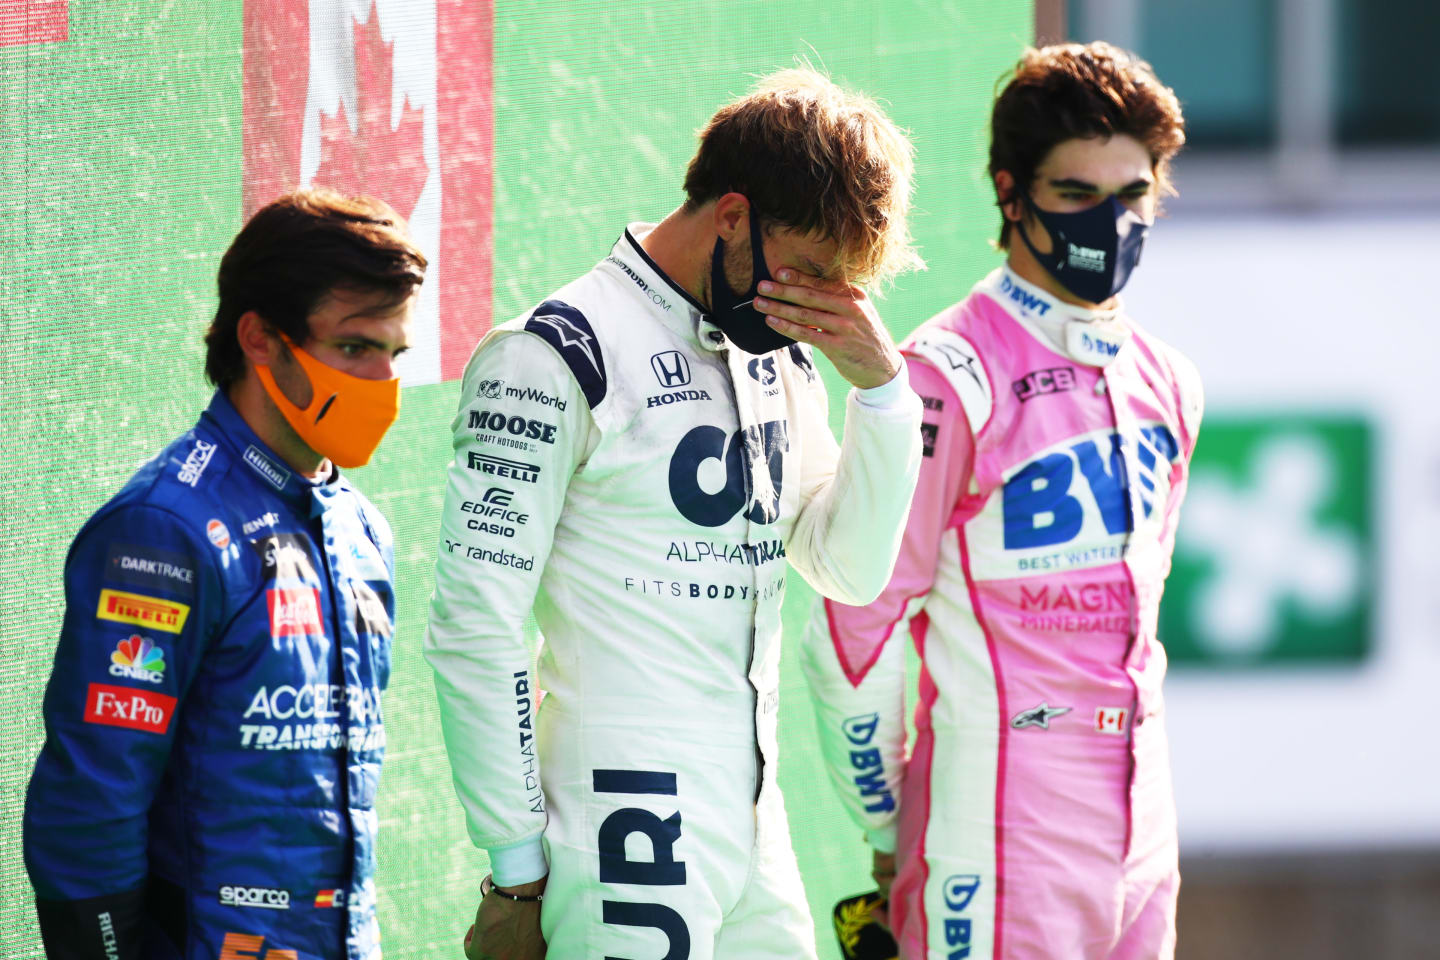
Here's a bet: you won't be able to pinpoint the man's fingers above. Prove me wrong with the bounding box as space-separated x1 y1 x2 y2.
764 314 834 345
756 279 851 313
754 296 847 334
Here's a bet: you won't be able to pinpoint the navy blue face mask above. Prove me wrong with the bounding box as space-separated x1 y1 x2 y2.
1015 194 1150 304
708 211 796 355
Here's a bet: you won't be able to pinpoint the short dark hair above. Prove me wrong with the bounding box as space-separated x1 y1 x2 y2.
682 69 921 285
990 42 1186 249
204 188 427 387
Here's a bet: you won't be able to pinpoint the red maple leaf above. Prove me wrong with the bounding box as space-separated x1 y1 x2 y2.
311 2 428 218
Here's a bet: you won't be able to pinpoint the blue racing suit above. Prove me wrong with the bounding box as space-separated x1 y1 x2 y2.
23 391 394 960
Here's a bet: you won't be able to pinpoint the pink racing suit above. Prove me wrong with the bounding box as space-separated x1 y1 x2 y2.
801 266 1203 960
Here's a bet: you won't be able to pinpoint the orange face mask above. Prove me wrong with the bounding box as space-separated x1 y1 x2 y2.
255 334 400 469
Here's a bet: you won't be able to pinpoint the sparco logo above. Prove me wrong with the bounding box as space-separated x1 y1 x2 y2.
220 884 291 910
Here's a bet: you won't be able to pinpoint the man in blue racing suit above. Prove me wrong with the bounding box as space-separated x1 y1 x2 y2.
23 189 425 960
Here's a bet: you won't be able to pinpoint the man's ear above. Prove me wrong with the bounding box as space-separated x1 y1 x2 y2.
712 192 751 242
236 311 281 369
994 170 1023 223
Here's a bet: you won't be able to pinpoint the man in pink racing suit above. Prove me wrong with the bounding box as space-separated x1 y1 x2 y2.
802 43 1202 960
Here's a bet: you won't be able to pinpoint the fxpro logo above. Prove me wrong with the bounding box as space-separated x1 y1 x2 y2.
841 713 895 813
942 874 982 958
219 885 291 910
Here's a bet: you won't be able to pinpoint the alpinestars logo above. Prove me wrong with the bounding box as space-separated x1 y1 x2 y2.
1010 702 1072 730
529 312 601 377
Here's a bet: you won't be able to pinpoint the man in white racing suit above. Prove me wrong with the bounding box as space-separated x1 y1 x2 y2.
426 69 926 960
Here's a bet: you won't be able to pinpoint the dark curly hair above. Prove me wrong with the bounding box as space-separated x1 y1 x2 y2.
989 42 1186 249
204 188 427 386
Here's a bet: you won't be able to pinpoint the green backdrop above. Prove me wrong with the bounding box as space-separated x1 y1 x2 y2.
0 2 1031 956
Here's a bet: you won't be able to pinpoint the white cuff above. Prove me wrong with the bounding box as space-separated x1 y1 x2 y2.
866 823 898 854
854 365 909 410
487 837 549 886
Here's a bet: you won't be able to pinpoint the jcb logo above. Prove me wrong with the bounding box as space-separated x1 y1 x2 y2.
594 769 690 958
668 420 787 528
218 932 297 960
1002 425 1178 549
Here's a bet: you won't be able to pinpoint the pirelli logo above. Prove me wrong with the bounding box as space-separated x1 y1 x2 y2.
96 589 190 634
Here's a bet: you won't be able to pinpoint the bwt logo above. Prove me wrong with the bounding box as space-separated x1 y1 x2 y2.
999 273 1051 316
943 874 981 958
842 713 895 814
651 351 691 388
1002 426 1178 549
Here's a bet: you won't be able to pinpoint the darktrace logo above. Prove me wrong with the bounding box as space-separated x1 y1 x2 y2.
477 378 504 399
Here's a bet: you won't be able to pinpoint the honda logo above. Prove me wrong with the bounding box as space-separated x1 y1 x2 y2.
650 351 692 388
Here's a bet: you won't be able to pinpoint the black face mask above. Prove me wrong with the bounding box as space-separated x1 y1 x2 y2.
1015 194 1150 304
707 211 796 355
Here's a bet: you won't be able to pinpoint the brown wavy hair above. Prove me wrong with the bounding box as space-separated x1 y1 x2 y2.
990 42 1186 249
204 188 427 387
683 68 923 286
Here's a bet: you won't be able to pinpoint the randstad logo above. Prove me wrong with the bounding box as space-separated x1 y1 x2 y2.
110 634 166 684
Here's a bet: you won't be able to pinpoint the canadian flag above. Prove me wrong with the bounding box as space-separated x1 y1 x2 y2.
0 0 68 46
243 0 492 384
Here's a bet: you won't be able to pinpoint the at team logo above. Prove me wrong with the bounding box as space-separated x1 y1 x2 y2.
650 351 691 388
747 356 776 386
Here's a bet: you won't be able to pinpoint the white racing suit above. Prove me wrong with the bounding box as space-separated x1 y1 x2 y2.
426 224 923 959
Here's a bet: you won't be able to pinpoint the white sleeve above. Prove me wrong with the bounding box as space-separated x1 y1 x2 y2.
424 329 595 885
784 359 925 606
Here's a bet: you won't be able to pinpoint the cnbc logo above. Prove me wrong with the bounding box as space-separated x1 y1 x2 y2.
110 634 167 684
1161 416 1373 664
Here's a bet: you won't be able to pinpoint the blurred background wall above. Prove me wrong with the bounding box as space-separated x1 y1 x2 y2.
1 2 1026 957
1062 0 1440 956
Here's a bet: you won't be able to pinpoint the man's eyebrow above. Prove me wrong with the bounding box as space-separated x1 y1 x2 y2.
333 333 408 355
802 257 829 278
1048 176 1153 192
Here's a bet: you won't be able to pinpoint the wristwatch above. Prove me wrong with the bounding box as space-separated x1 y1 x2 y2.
480 873 544 903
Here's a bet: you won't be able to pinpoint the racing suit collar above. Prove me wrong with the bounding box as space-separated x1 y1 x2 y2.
977 265 1133 368
201 390 340 509
613 224 728 353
